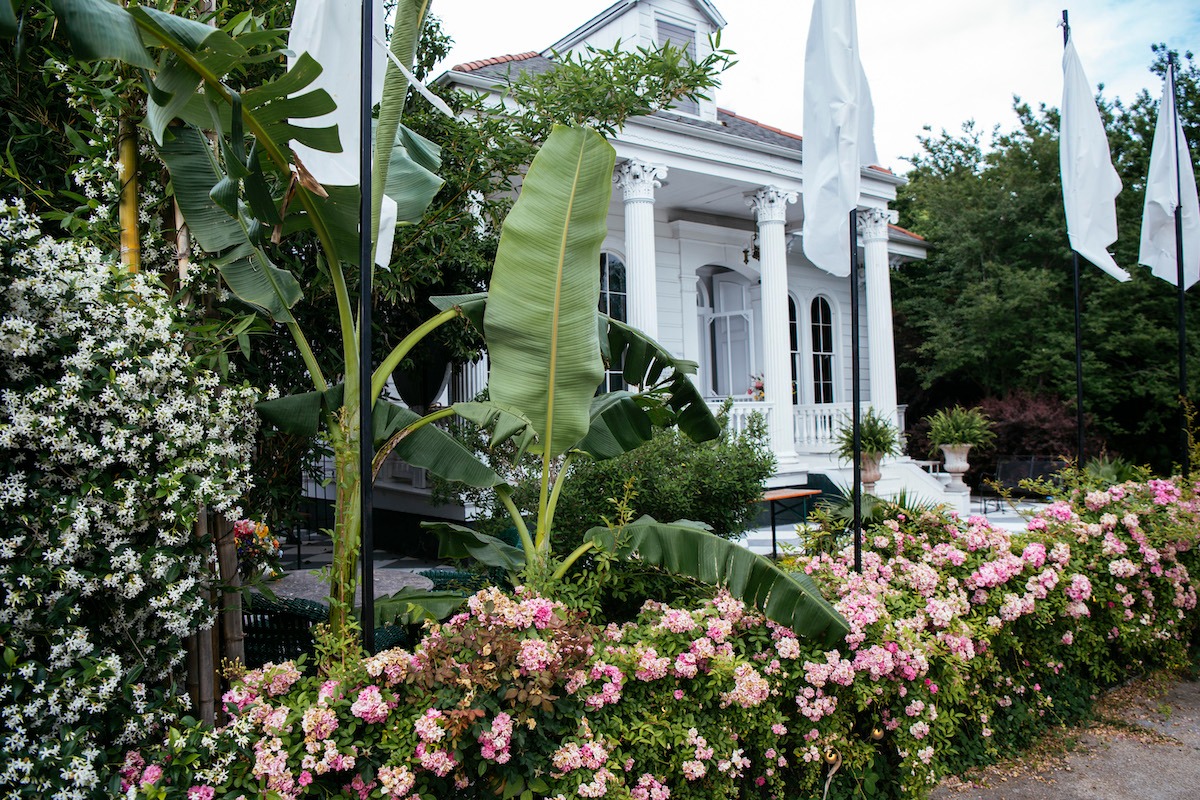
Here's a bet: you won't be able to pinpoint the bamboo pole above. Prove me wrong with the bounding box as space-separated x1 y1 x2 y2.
215 516 245 669
194 509 216 726
117 114 140 271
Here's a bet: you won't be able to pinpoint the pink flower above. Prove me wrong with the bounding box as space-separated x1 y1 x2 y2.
140 765 163 786
350 685 390 724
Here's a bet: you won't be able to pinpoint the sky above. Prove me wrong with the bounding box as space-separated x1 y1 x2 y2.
429 0 1200 172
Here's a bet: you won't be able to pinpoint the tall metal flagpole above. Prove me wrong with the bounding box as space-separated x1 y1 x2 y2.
1063 9 1087 464
850 209 862 574
358 0 376 653
1169 53 1191 479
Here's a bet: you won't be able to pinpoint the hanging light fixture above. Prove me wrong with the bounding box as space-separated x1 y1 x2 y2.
742 231 760 264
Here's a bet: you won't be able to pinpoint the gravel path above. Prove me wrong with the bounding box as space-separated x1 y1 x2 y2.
932 677 1200 800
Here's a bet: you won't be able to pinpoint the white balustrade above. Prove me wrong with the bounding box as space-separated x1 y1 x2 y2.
792 402 879 453
705 397 771 436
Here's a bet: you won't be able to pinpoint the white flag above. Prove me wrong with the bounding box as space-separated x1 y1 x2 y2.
1138 61 1200 288
287 0 393 266
1060 32 1129 281
802 0 878 277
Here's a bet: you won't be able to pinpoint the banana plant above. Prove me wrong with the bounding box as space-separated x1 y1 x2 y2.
49 0 448 647
50 0 848 650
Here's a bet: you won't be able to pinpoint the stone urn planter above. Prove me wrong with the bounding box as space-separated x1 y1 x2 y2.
939 443 972 494
861 452 884 495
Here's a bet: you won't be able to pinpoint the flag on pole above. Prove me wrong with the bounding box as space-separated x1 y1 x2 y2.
287 0 396 265
802 0 878 277
1060 32 1130 281
1138 61 1200 288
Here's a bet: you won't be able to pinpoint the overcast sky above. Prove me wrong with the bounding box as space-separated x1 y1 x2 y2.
430 0 1200 172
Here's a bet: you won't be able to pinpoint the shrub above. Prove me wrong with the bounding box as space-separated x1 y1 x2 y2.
0 202 258 796
114 468 1200 800
550 408 775 542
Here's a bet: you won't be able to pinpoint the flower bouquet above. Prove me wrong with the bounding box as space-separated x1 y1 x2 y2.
233 518 283 580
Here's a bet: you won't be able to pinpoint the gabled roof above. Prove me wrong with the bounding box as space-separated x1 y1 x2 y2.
546 0 727 55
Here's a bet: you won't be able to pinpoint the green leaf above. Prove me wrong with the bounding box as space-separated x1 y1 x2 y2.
424 522 528 571
588 516 848 645
254 386 342 437
484 125 615 457
430 292 487 332
373 589 467 627
576 391 654 460
374 401 505 490
604 315 720 443
452 401 538 457
52 0 156 69
384 123 444 224
159 126 302 322
1 1 17 39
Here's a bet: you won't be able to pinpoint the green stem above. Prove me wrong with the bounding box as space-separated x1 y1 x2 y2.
543 451 575 549
535 448 553 552
371 306 460 403
496 485 535 557
329 252 359 391
285 319 328 394
551 540 595 581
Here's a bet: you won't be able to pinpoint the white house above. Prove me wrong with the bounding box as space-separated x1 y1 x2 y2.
378 0 959 516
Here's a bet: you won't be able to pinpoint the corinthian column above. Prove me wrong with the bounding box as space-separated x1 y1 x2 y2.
747 186 798 465
859 207 900 427
614 160 667 339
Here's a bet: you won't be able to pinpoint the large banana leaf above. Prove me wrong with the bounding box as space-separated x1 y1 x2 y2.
159 126 302 322
371 0 429 252
484 126 614 457
603 315 721 443
587 517 849 645
1 1 17 38
256 388 505 490
423 522 528 571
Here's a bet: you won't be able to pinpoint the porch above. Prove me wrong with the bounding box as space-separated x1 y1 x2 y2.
706 397 908 455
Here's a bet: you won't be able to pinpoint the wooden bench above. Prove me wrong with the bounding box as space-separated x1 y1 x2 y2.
761 488 822 559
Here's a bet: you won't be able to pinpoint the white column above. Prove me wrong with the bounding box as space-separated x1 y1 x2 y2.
614 160 667 340
859 207 900 427
747 186 798 466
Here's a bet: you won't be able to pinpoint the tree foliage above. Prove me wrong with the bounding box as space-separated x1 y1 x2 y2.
893 47 1200 471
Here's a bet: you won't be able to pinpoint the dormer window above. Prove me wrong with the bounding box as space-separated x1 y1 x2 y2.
656 19 699 115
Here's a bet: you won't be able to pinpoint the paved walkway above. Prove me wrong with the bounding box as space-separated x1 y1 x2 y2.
933 677 1200 800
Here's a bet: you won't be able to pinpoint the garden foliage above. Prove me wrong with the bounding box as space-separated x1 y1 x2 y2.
0 202 259 796
117 469 1199 799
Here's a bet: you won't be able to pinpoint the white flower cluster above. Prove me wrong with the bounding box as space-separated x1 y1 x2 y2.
0 200 260 797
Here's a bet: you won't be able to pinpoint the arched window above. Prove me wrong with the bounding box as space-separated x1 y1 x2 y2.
788 296 800 405
598 252 626 392
811 297 835 404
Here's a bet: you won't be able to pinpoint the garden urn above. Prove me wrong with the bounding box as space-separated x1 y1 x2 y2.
940 444 972 493
861 452 884 495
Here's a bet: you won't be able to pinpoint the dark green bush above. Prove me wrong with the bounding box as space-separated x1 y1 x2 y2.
546 407 775 541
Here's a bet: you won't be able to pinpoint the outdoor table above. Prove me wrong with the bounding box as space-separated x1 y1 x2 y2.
761 487 822 560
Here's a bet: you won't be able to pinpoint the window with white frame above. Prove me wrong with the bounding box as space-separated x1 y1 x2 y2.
789 295 800 405
811 296 835 404
656 19 699 115
598 252 626 392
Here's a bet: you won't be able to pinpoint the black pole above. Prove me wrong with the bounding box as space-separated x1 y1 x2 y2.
1073 252 1085 463
359 0 376 653
850 208 862 574
1063 11 1086 464
1169 54 1191 479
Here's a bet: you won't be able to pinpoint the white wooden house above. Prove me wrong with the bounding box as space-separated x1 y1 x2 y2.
378 0 959 516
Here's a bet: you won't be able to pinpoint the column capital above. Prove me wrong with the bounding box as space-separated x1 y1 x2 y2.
614 160 667 202
746 186 797 224
857 207 899 242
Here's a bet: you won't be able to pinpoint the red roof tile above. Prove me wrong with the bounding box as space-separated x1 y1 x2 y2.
888 223 925 241
719 107 802 142
452 51 540 73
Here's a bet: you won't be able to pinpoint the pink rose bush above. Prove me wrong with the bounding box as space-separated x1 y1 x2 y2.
117 474 1199 799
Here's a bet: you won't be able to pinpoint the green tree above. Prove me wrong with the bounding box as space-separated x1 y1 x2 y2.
893 47 1200 471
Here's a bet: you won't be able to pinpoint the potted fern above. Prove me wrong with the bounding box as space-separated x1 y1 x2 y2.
834 408 900 494
925 405 995 493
